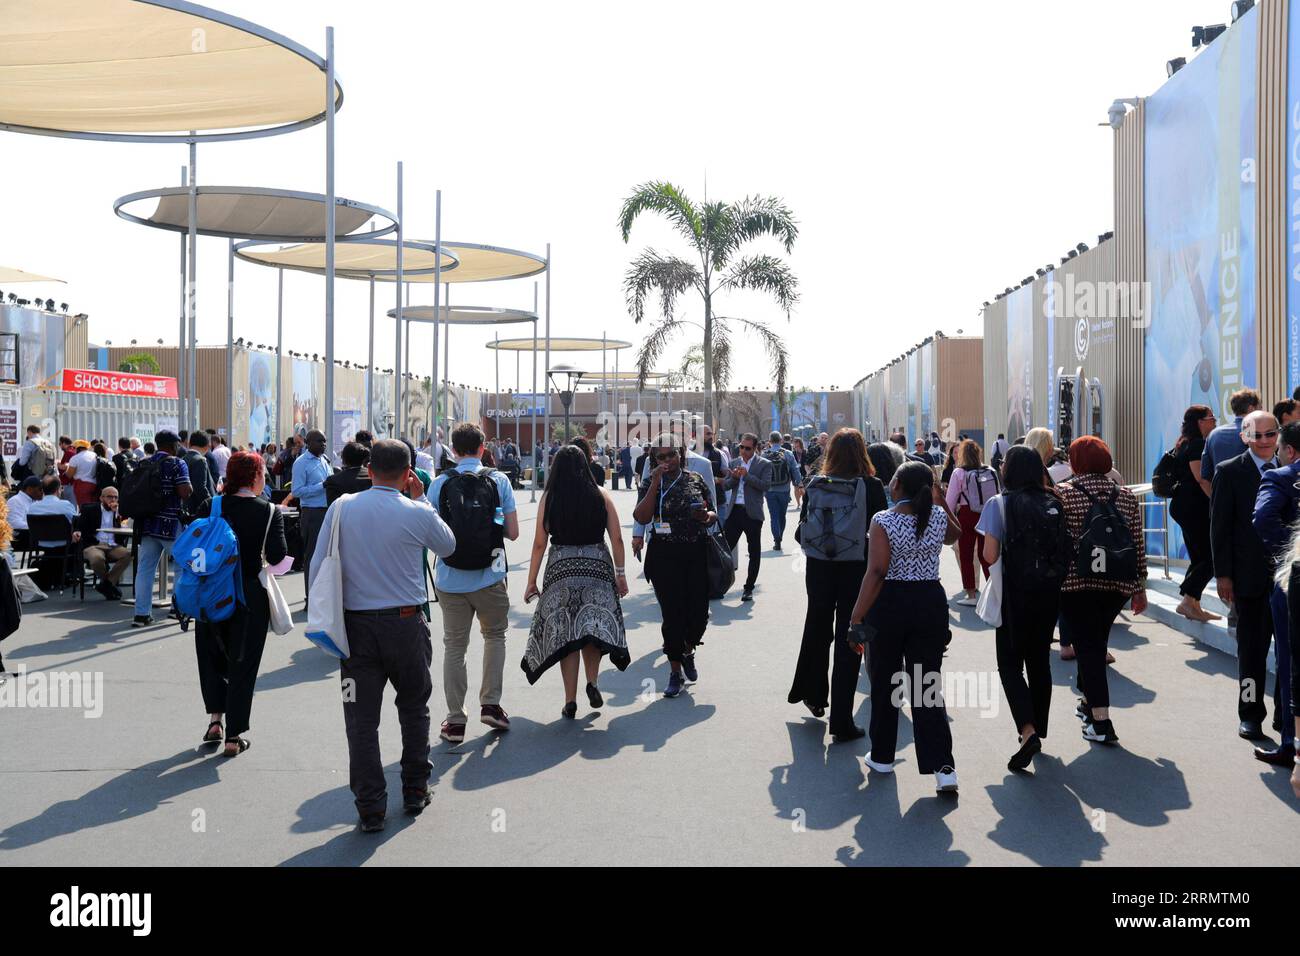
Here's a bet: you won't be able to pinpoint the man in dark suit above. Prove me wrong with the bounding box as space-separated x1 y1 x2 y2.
1251 419 1299 765
78 485 130 600
1211 410 1279 742
324 441 373 504
722 432 774 602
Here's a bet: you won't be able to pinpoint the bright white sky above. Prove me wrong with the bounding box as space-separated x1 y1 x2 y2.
0 0 1242 393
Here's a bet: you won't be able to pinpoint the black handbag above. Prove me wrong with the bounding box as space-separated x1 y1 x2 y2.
705 527 735 599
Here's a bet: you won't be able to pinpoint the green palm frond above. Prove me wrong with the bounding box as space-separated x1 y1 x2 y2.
729 316 789 397
710 317 733 398
634 317 685 390
727 195 799 256
718 254 800 315
623 250 702 323
618 182 702 246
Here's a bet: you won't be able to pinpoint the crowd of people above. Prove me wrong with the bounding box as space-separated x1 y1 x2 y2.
3 404 1298 833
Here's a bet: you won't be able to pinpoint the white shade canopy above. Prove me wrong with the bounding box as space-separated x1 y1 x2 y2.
0 0 341 142
115 186 396 241
235 237 456 277
387 305 538 325
485 335 632 351
0 266 64 284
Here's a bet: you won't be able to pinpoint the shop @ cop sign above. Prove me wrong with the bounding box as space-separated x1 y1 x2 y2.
61 368 178 399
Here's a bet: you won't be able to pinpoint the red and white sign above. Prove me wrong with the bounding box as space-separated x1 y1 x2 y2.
61 368 178 399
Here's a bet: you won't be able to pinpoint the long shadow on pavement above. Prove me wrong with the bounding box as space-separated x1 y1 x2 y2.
279 761 426 866
984 756 1107 865
258 645 339 691
0 748 221 851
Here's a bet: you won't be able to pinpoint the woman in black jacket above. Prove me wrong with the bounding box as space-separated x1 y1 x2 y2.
787 428 888 740
191 451 287 756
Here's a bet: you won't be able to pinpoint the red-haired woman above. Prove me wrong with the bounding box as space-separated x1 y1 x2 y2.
192 451 288 756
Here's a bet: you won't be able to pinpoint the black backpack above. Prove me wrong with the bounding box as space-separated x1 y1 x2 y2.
762 448 790 485
1151 446 1183 498
94 457 117 492
119 456 167 520
1002 490 1070 588
438 468 503 570
1073 484 1138 582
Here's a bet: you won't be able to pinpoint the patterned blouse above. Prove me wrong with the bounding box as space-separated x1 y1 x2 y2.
1057 472 1147 596
638 469 712 545
873 507 947 581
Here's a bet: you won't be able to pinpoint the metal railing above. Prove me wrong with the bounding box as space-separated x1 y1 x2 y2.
1126 482 1172 580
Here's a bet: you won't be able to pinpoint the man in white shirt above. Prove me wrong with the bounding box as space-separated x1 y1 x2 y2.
28 476 80 547
210 435 232 480
7 476 43 533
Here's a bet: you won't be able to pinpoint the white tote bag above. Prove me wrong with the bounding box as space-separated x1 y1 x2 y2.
305 497 350 659
975 497 1004 628
257 505 294 636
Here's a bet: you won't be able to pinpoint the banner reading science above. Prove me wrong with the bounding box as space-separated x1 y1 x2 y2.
1145 6 1257 557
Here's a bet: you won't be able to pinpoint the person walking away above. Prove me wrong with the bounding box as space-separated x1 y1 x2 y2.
1058 436 1147 744
112 437 135 489
1252 419 1300 767
310 439 456 832
67 439 98 506
209 434 232 483
848 461 962 791
78 485 131 600
990 433 1009 473
1161 405 1220 622
120 430 192 627
632 435 717 697
429 423 519 743
787 428 887 740
945 439 998 606
522 445 630 715
91 443 117 498
190 452 287 756
289 430 331 603
12 425 53 484
762 430 803 551
324 441 372 503
723 433 773 602
978 447 1069 770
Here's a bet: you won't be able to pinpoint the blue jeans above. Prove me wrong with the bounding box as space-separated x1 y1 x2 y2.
134 534 175 617
766 489 791 543
1267 584 1294 745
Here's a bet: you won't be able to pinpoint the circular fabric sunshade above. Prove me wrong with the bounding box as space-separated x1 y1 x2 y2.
115 187 395 242
485 336 632 351
386 306 538 325
246 240 545 283
235 237 456 277
0 265 64 284
563 370 669 383
0 0 341 142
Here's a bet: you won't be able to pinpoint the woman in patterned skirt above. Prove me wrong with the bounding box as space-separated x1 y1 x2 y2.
522 445 630 717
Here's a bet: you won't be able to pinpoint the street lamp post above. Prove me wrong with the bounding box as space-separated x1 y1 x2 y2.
548 364 585 445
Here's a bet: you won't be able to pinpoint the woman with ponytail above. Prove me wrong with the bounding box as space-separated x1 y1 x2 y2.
849 460 962 791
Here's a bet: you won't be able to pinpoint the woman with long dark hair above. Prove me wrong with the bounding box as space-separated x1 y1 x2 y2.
849 460 962 791
631 433 717 698
522 445 630 716
867 441 904 494
979 446 1065 770
1169 404 1220 621
787 428 888 740
192 451 287 756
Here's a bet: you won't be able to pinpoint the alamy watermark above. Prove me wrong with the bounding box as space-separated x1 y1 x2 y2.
0 667 103 718
1044 275 1152 329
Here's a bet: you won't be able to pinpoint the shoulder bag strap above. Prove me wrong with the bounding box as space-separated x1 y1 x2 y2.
260 501 274 568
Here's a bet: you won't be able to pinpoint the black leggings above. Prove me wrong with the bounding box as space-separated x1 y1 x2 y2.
1059 589 1128 711
996 589 1060 738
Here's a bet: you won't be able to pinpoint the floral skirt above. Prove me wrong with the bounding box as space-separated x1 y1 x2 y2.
521 543 630 684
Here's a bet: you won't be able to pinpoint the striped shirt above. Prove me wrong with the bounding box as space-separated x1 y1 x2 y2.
1057 473 1146 595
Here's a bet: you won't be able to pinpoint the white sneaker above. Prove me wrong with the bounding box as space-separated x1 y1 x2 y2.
956 594 978 607
863 754 895 774
935 766 959 792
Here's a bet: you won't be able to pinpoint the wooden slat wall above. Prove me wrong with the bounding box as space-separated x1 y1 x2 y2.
1258 0 1289 401
936 337 984 435
1113 100 1145 480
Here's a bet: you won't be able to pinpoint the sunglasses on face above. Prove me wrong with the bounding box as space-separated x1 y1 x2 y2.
655 451 678 461
1253 431 1280 440
740 445 755 452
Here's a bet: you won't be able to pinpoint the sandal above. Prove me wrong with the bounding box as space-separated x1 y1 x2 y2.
202 720 223 744
222 737 251 757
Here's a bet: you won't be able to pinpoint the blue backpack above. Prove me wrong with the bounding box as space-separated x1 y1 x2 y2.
173 496 245 623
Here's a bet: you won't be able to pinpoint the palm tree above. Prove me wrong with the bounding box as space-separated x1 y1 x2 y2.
118 352 161 375
619 181 799 428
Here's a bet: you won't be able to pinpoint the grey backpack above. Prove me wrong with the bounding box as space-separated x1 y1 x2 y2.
798 475 867 561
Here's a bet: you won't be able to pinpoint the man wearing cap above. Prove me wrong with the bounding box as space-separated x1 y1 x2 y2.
67 439 99 506
132 430 192 628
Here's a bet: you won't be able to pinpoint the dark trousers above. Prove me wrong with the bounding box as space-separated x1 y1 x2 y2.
1171 497 1213 600
1266 585 1293 743
1285 566 1300 723
996 588 1060 738
646 538 709 663
1234 592 1275 725
340 610 434 817
865 579 955 774
194 583 270 739
787 558 867 735
299 506 327 600
724 506 763 589
1059 589 1128 710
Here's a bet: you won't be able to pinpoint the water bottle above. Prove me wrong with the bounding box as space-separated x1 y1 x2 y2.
493 505 505 526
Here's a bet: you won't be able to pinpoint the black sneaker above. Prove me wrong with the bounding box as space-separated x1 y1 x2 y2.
95 580 116 600
1008 733 1042 771
741 586 754 602
682 653 698 682
664 670 685 698
1082 718 1118 744
359 814 386 833
1075 698 1090 721
131 615 152 628
773 540 782 551
402 786 431 815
